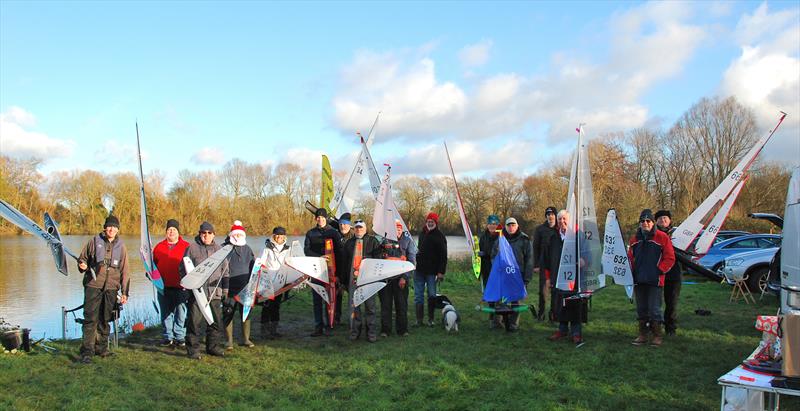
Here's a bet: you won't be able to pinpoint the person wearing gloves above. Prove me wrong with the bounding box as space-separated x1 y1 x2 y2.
180 221 230 359
222 221 255 349
260 226 290 339
76 215 130 364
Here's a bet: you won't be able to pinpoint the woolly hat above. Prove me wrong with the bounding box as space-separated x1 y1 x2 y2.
639 209 655 222
545 206 557 216
199 221 214 233
104 215 120 229
165 219 180 231
654 210 671 220
315 208 328 218
487 214 500 224
426 212 439 224
272 226 287 236
229 220 246 237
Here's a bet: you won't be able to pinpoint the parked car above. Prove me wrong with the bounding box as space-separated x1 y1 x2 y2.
718 247 779 294
694 234 782 271
688 230 750 253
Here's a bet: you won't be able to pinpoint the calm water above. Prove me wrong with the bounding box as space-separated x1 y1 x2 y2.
0 234 469 340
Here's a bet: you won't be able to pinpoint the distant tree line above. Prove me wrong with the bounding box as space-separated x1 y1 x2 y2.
0 96 790 238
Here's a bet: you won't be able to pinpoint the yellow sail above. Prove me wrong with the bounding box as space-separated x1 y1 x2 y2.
321 155 334 214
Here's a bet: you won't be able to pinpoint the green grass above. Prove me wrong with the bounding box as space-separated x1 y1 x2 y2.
2 260 797 410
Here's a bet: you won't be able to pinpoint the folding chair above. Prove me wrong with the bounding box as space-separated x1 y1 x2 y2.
727 270 755 304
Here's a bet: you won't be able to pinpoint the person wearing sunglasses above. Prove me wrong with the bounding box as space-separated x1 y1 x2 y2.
627 209 675 347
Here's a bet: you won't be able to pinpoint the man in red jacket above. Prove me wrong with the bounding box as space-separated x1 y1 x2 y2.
153 219 191 347
628 209 675 347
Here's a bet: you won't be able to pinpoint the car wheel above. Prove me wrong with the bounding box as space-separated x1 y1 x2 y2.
747 267 770 294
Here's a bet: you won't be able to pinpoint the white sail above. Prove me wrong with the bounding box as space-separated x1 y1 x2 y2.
444 141 475 256
576 126 604 292
352 282 387 307
135 124 163 297
672 112 787 251
329 113 380 216
355 259 415 286
556 192 578 291
693 176 749 255
360 137 410 234
602 209 634 298
372 166 399 241
180 245 233 289
556 125 603 293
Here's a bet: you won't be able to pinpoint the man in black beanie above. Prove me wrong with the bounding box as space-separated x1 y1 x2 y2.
76 215 129 363
655 209 682 336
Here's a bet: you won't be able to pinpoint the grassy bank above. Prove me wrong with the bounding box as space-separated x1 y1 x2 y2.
1 261 795 410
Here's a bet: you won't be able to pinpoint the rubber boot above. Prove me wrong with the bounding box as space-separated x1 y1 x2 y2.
415 304 424 327
271 321 282 338
650 321 663 347
261 322 271 340
632 320 649 346
225 323 234 350
241 319 254 347
427 304 435 327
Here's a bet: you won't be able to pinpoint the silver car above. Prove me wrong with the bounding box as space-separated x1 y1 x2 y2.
718 247 779 294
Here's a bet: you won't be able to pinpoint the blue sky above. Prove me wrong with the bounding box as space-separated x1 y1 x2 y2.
1 1 798 187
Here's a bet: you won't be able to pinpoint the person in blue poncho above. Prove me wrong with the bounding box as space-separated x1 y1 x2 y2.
489 217 533 332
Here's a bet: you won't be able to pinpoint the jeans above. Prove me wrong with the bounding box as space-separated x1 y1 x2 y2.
413 272 437 305
158 287 188 341
634 284 663 322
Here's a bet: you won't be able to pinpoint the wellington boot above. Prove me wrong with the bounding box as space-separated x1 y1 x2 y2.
271 321 282 338
650 321 663 347
414 304 424 327
225 323 234 350
632 320 649 346
261 321 272 340
241 320 254 347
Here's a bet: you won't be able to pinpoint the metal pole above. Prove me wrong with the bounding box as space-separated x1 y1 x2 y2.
61 306 66 350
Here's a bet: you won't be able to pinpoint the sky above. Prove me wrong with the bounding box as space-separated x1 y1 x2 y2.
1 0 798 188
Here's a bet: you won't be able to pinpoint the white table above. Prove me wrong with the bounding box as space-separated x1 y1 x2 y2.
718 365 800 410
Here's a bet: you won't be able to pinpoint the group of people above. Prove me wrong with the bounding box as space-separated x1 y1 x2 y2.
73 208 450 362
476 206 680 348
73 203 682 362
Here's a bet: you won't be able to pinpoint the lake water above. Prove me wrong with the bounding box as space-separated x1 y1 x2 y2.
0 234 470 340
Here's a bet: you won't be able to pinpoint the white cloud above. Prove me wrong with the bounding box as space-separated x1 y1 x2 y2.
0 106 75 160
282 147 327 171
719 2 800 162
458 39 493 67
191 147 226 165
389 140 541 176
93 139 147 165
332 1 708 146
